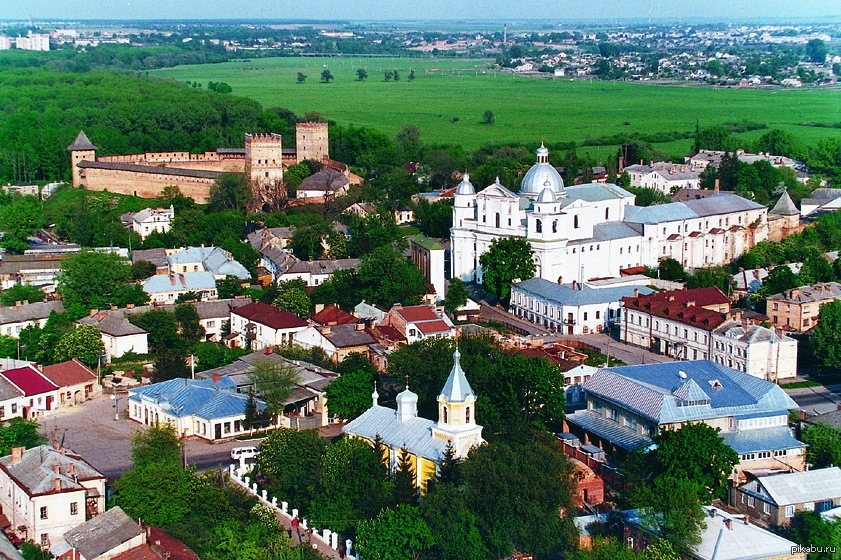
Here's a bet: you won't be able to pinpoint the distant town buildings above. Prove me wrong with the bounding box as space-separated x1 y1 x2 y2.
767 282 841 332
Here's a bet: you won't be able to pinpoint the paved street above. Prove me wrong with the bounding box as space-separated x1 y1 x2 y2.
784 383 841 415
39 395 260 479
550 332 674 366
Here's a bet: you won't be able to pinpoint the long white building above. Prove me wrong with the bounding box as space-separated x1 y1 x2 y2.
451 144 769 285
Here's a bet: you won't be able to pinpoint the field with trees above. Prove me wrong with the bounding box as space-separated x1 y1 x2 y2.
152 56 841 156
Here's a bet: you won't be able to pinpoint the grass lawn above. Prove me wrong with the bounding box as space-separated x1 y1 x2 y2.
152 56 841 158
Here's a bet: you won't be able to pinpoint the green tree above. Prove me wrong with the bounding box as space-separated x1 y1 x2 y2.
324 367 375 421
685 267 733 296
115 460 196 526
53 324 104 366
437 441 460 485
356 68 368 81
174 303 206 346
20 541 52 560
129 309 185 354
208 172 252 213
801 422 841 468
631 477 706 557
356 505 434 560
394 445 418 506
273 279 312 319
249 359 300 419
422 482 488 560
216 275 246 299
131 423 182 468
0 196 43 254
706 59 724 77
0 284 44 306
788 511 841 560
763 264 800 296
444 278 470 315
326 229 348 259
807 38 829 63
256 428 328 507
395 125 423 163
290 226 326 260
479 236 535 302
0 418 43 456
503 354 566 430
153 348 189 382
296 72 307 83
657 257 687 281
655 422 739 501
482 110 495 125
357 243 428 308
800 255 835 285
320 69 334 83
58 251 133 310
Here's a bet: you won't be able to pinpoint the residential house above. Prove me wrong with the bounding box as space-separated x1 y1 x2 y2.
142 272 217 304
296 165 351 199
732 467 841 527
246 227 295 252
166 247 249 281
0 365 60 419
256 246 299 283
767 282 841 332
120 299 251 342
0 300 64 338
128 375 274 441
354 301 387 324
121 207 174 240
78 312 148 362
623 506 805 560
511 276 654 335
229 302 308 350
294 323 377 363
732 264 802 296
41 360 101 408
380 304 455 344
344 350 484 491
52 506 144 560
711 320 798 380
344 202 378 218
277 258 360 288
0 375 24 422
409 234 445 301
393 203 414 225
310 304 357 326
564 360 805 481
195 349 337 430
130 249 169 276
800 188 841 217
0 254 69 291
0 445 106 548
623 162 702 194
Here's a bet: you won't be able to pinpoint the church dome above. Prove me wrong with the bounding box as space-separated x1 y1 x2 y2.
455 173 475 195
536 186 557 204
396 386 419 420
520 143 565 197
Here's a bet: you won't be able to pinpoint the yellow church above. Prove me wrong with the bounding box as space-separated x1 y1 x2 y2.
342 349 484 490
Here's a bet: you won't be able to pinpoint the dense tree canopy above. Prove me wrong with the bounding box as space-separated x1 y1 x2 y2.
479 236 536 303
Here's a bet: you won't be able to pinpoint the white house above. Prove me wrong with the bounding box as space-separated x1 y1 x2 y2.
0 375 25 422
166 246 250 280
623 162 702 194
712 320 798 380
142 272 217 304
121 207 174 239
0 445 106 548
278 258 361 288
229 302 308 350
0 301 64 338
380 304 455 344
0 365 61 419
510 276 654 335
78 312 148 362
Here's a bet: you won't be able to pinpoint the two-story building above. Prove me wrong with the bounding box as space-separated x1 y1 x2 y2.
142 272 217 304
379 304 455 344
409 234 445 301
294 323 378 364
229 302 308 350
277 258 361 288
121 207 174 240
711 320 798 380
0 365 60 419
564 360 805 481
0 445 106 548
166 246 250 281
766 282 841 332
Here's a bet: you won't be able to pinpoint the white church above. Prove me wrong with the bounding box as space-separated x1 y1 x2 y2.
451 144 770 285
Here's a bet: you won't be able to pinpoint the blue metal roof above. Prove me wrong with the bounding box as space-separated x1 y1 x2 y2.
589 221 643 242
513 278 654 307
566 410 654 451
566 183 633 202
142 272 216 293
721 427 805 454
440 349 474 403
683 193 764 217
343 405 448 462
624 202 699 224
128 377 261 421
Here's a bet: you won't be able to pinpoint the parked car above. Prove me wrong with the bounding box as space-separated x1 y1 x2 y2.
231 446 259 461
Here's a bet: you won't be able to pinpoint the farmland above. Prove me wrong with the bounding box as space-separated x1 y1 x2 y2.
152 56 840 158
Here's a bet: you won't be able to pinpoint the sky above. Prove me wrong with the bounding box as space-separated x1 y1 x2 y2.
1 0 838 23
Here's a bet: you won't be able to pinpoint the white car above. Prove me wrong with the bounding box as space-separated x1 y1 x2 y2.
230 446 259 461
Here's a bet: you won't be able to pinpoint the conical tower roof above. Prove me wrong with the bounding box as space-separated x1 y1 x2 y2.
770 191 799 216
440 348 474 403
67 130 97 152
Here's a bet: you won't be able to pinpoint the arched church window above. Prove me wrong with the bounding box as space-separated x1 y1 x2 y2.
552 221 558 233
535 219 542 233
465 407 470 423
495 213 500 228
605 208 610 220
574 215 580 229
443 406 448 424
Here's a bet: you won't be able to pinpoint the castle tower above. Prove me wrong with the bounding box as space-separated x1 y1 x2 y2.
244 133 284 190
432 349 484 458
67 130 97 187
295 122 329 164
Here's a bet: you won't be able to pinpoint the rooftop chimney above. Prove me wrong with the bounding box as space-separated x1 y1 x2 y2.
314 303 325 314
53 465 60 474
211 372 221 384
714 179 720 194
355 322 365 331
69 464 74 476
54 478 62 492
320 326 332 335
10 447 23 464
633 288 640 297
89 308 99 317
53 440 60 450
743 515 750 525
710 508 717 517
265 346 274 355
724 518 733 530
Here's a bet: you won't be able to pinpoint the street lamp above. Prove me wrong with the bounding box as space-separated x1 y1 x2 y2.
110 389 121 421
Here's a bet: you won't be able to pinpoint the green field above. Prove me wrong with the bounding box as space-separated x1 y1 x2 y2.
152 56 841 157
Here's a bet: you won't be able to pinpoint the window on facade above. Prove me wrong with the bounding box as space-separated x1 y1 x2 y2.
605 208 609 220
552 221 557 233
596 311 600 320
763 502 770 515
443 407 448 423
495 213 500 228
583 312 588 321
70 502 78 515
574 215 579 228
804 502 815 511
40 507 48 519
41 534 48 546
820 500 834 512
536 219 542 233
785 505 795 518
747 496 755 507
465 407 470 423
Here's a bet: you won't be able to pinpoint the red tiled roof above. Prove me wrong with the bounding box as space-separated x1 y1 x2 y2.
41 359 97 388
622 287 730 330
416 319 452 334
232 302 307 330
376 325 407 343
111 545 159 560
396 305 439 323
0 366 58 396
146 526 199 560
310 304 357 326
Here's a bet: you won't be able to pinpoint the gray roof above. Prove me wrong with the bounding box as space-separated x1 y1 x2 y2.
62 507 143 560
354 301 386 323
713 320 793 344
323 324 377 348
0 375 24 402
566 182 634 202
79 314 146 337
513 278 653 307
746 467 841 506
581 361 798 425
0 300 64 325
682 193 764 217
587 221 643 242
285 258 360 276
343 405 448 462
67 130 97 152
624 202 699 224
768 282 841 303
131 248 168 268
0 445 104 495
440 349 474 403
770 192 799 216
142 272 217 294
77 160 223 179
247 227 296 251
720 426 805 454
298 167 350 192
198 352 337 394
565 410 654 450
167 247 250 280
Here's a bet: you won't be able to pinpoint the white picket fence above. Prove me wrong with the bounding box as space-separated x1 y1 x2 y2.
229 464 356 559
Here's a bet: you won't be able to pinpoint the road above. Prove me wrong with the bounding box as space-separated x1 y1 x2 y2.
39 394 260 479
785 384 841 416
549 332 675 366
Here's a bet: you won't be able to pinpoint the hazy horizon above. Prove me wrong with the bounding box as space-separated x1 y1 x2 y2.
1 0 839 25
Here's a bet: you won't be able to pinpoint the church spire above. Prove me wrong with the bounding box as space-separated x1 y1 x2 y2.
372 381 379 407
440 348 475 403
